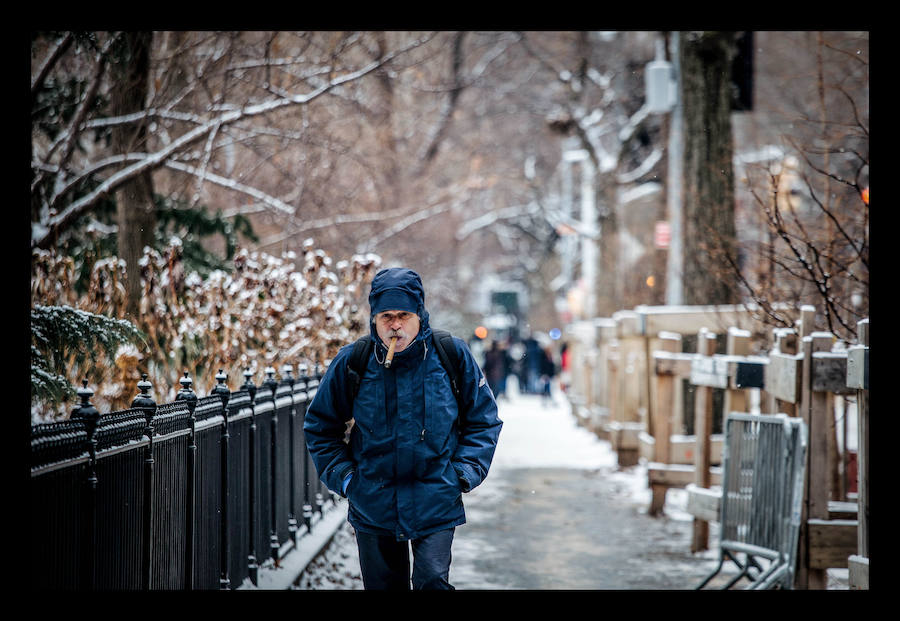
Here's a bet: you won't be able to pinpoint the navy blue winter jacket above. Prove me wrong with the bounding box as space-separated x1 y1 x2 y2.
303 269 502 541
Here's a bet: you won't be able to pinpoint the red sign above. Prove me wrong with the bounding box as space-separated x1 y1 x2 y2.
654 221 671 249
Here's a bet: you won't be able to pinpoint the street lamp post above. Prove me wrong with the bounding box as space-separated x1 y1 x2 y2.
645 32 684 306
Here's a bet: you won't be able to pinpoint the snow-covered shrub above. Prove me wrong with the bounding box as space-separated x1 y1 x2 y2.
31 241 380 422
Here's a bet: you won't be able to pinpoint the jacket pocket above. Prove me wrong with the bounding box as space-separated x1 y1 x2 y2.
352 431 395 480
413 462 464 530
424 362 458 454
348 471 390 528
424 411 458 456
353 376 387 437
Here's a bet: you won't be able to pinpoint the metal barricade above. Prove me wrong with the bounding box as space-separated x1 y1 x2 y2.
697 412 808 590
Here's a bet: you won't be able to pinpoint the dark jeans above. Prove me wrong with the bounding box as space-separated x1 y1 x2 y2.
355 527 455 590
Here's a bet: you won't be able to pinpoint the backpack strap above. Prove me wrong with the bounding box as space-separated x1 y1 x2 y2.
346 336 373 403
431 329 463 409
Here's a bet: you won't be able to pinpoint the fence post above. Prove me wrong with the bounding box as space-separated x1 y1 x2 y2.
176 372 199 590
314 363 326 514
847 318 869 589
131 374 157 591
691 329 716 553
648 332 681 516
856 320 869 560
211 370 231 590
656 332 683 466
263 367 280 564
796 328 832 590
769 327 799 416
299 363 314 533
242 368 259 586
282 363 299 544
607 340 620 430
71 379 100 590
723 327 751 416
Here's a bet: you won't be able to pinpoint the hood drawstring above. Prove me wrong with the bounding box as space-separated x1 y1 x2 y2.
423 341 428 360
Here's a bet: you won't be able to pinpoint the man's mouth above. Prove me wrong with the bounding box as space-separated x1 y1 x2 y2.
388 332 407 350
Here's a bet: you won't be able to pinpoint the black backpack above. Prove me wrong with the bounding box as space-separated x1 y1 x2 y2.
346 329 463 409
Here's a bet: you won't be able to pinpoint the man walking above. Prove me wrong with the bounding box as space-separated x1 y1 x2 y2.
304 267 502 590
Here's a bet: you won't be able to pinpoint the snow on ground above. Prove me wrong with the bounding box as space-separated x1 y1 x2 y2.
487 381 695 521
293 514 364 590
489 390 617 470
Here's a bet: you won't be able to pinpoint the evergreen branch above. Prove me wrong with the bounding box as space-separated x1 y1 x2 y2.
31 304 145 379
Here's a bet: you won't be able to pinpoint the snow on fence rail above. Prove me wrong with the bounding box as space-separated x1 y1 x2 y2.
29 365 335 590
564 304 869 590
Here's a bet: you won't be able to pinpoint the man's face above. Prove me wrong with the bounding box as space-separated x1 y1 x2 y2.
374 310 420 353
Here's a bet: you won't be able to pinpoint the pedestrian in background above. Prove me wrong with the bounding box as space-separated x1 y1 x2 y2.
508 340 526 393
523 335 541 393
482 339 510 400
304 267 502 590
559 342 570 394
539 345 557 405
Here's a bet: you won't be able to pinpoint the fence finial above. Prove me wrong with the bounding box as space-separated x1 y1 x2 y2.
132 373 157 429
263 366 278 392
71 379 100 436
132 373 156 407
242 367 257 400
212 369 230 408
176 371 198 414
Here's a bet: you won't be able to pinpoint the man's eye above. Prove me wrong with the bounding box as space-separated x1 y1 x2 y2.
382 313 408 322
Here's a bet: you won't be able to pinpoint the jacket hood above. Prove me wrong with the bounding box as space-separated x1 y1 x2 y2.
368 267 431 346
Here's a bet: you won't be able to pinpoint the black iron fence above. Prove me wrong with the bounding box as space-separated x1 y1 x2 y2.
30 365 331 590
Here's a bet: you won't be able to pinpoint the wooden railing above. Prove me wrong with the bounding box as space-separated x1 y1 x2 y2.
564 304 869 590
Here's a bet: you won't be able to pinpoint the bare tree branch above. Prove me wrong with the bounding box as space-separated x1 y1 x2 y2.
31 32 75 96
33 35 431 248
417 32 466 167
360 200 456 253
32 33 121 196
163 160 297 215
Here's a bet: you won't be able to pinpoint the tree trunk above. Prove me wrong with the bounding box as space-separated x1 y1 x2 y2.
373 32 402 213
679 31 739 306
111 31 156 319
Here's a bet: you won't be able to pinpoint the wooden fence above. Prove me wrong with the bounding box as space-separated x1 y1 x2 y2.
564 304 869 590
29 366 333 590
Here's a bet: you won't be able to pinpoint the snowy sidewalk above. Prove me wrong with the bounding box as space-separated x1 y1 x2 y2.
446 388 730 589
239 499 349 590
